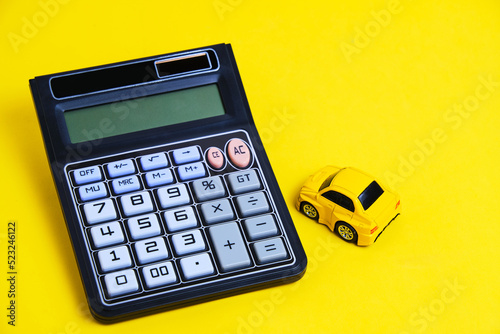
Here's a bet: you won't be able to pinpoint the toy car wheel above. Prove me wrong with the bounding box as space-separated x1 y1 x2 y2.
336 222 357 243
300 202 319 220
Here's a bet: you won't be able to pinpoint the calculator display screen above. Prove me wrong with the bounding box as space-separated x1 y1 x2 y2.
63 84 225 143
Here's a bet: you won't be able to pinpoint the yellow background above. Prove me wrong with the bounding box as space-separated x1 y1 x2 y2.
1 0 499 333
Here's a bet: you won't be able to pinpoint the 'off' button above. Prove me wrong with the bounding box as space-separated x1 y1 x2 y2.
73 166 102 185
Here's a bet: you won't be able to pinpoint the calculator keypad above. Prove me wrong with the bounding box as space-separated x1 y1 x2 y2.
66 131 295 303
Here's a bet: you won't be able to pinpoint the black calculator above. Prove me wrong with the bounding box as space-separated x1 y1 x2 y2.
30 43 307 322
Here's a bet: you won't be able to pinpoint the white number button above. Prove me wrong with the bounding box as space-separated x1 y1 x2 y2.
120 191 154 217
97 245 132 273
134 237 169 265
104 270 139 297
90 222 124 248
142 261 177 289
127 214 161 240
163 206 198 232
171 230 206 256
157 184 190 209
83 199 117 225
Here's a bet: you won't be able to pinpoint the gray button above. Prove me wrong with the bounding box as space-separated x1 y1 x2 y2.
235 192 270 217
209 223 251 272
200 199 235 224
192 176 225 201
227 170 261 194
252 238 288 264
243 215 279 241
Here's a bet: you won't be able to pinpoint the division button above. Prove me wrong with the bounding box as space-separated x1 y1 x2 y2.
208 222 252 272
179 253 215 280
235 192 270 217
206 147 225 170
172 146 201 165
140 153 168 171
227 138 252 169
107 159 136 178
252 238 288 264
104 269 140 298
73 166 102 185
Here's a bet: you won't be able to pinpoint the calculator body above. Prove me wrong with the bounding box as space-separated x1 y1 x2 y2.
30 44 307 322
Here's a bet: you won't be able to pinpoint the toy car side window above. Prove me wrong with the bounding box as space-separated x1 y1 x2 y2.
322 191 354 212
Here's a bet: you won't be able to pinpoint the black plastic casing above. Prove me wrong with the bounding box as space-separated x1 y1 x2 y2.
30 43 307 322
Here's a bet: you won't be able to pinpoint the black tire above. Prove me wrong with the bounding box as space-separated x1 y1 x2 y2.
300 202 319 221
336 222 358 243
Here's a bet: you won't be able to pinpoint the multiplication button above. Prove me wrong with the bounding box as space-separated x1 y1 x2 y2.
200 199 235 224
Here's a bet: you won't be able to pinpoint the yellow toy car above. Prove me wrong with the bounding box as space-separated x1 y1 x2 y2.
296 166 401 246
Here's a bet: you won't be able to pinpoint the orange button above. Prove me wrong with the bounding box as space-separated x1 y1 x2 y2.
207 147 225 170
227 138 251 168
